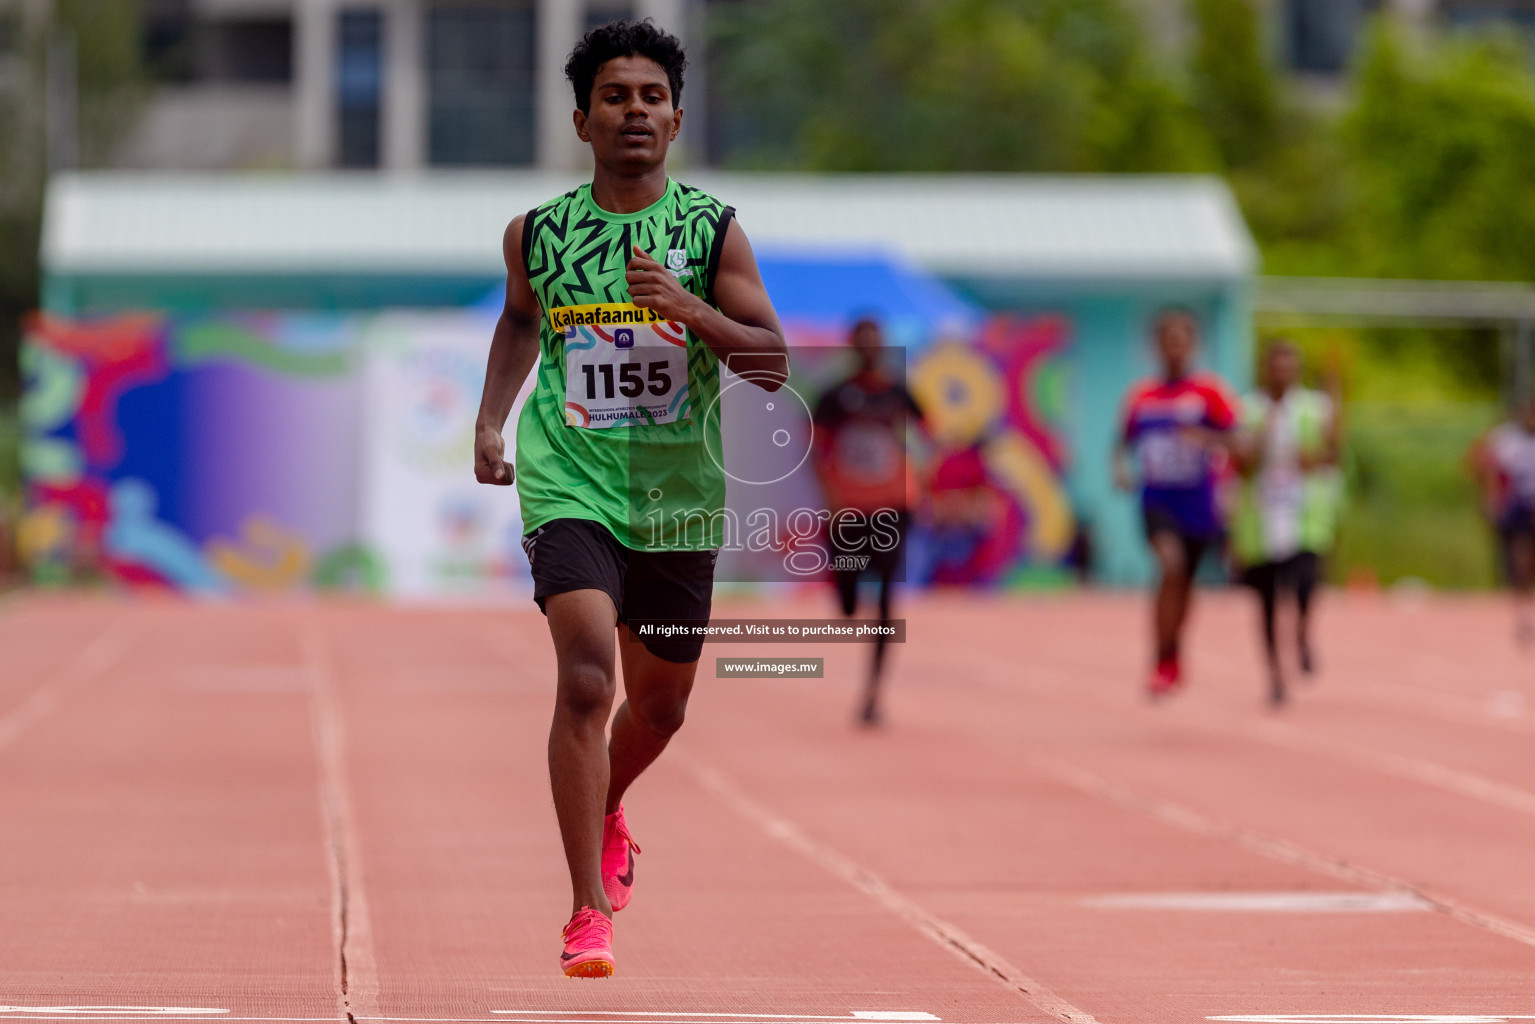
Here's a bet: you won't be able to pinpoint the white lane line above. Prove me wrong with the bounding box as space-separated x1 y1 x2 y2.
178 666 315 694
0 1012 227 1017
677 753 1098 1024
0 616 127 757
1221 1018 1535 1023
0 1018 952 1024
495 1014 937 1021
1035 756 1535 950
976 648 1535 820
303 621 381 1023
1240 713 1535 819
1321 680 1535 738
1484 690 1526 720
495 1016 939 1022
0 1019 828 1024
1082 891 1432 912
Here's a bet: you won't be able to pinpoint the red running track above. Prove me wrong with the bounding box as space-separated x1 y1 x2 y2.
0 589 1533 1024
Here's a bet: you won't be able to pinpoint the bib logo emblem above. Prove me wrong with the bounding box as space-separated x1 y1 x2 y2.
667 249 688 272
614 328 635 349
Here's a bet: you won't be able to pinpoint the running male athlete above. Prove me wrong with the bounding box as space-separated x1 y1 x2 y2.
1113 309 1238 698
473 21 787 978
1231 341 1341 706
1470 401 1535 645
811 318 922 727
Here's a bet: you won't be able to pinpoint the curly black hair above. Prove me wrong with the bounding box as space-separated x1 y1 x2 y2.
565 19 687 115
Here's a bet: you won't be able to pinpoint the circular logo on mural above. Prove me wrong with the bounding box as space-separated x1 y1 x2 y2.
392 348 484 472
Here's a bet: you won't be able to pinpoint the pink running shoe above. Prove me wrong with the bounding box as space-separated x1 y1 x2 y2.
601 806 641 912
1147 656 1181 699
559 906 614 978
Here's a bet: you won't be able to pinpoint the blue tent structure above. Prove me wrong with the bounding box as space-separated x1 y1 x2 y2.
754 248 981 345
472 247 982 350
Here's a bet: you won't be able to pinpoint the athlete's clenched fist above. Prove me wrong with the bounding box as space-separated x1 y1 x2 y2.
626 245 699 323
474 424 514 486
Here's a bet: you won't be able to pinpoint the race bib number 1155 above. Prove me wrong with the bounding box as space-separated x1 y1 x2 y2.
553 303 691 429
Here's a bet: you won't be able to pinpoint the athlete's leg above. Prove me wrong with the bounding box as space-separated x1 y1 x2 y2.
1509 531 1535 644
1292 552 1320 674
545 589 620 917
872 567 893 680
858 567 896 725
606 627 698 813
1248 562 1281 684
835 569 860 618
1149 530 1192 665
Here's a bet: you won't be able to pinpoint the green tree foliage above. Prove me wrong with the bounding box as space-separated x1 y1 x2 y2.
1188 0 1279 170
1181 0 1351 276
0 1 145 400
708 0 1219 172
1343 23 1535 282
60 0 148 169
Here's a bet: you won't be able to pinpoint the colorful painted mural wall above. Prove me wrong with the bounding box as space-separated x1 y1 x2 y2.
905 316 1075 587
19 306 1075 595
18 310 528 598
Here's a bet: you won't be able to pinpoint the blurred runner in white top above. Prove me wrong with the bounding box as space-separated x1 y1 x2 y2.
1471 402 1535 645
1232 341 1341 706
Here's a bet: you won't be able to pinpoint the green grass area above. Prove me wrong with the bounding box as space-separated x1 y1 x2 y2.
1334 400 1500 589
0 400 18 586
0 400 17 500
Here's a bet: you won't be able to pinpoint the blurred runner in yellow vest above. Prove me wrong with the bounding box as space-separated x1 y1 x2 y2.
1231 341 1342 707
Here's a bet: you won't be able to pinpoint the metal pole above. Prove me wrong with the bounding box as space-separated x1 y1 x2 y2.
294 0 339 169
1500 323 1515 411
1520 318 1534 408
537 0 585 171
382 0 426 172
45 24 77 174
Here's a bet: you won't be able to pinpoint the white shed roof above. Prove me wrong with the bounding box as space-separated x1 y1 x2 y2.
43 171 1257 281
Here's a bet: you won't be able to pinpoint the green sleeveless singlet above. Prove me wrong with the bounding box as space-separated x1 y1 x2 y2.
514 178 735 551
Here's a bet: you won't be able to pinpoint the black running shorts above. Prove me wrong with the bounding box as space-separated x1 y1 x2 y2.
1143 503 1214 575
522 518 718 664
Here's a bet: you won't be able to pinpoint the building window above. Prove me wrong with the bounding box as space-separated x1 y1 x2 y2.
428 3 536 167
141 1 293 85
141 0 194 82
202 20 293 83
1283 0 1369 74
1442 0 1535 31
586 1 635 34
338 10 382 169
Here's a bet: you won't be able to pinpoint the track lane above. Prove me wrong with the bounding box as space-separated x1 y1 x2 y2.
0 603 339 1019
3 595 1533 1023
682 594 1535 1019
312 603 1064 1023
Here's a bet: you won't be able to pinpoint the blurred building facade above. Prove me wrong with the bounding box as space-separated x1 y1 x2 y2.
37 0 1535 174
1283 0 1535 72
1134 0 1535 76
128 0 693 172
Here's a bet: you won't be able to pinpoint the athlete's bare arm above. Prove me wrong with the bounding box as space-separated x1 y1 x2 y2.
1230 418 1264 476
625 218 788 391
475 215 542 486
1469 430 1502 518
1112 441 1135 493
